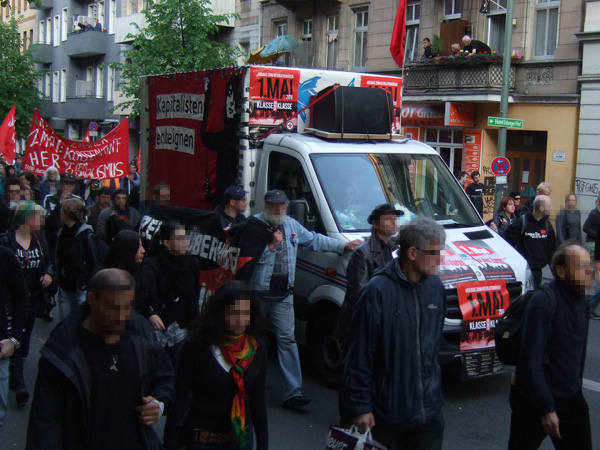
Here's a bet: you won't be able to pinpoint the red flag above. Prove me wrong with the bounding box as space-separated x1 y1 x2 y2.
0 105 16 162
390 0 408 68
83 130 91 142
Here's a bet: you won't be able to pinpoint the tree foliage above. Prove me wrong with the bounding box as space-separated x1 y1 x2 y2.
0 12 41 139
111 0 240 117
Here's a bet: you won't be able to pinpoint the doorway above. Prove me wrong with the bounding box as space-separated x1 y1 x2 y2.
506 131 547 199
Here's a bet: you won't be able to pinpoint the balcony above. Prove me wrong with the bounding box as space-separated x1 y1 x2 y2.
66 96 109 120
29 0 52 10
66 30 109 57
403 59 516 97
30 43 52 63
115 13 146 44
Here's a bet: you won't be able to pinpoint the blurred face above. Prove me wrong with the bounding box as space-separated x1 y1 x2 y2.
224 299 252 335
423 40 430 49
264 203 287 226
460 174 468 185
557 246 594 292
540 187 551 196
288 176 301 200
538 195 552 218
7 184 21 202
27 211 42 231
472 174 480 184
47 171 57 181
375 214 398 238
231 196 248 213
129 164 137 174
413 240 443 277
135 239 145 265
98 193 111 208
165 227 189 256
566 195 577 210
89 288 134 337
61 181 75 196
21 188 32 201
114 193 127 210
156 187 170 205
0 166 4 176
504 199 515 215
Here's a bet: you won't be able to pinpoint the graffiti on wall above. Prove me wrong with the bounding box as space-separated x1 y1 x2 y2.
575 179 599 196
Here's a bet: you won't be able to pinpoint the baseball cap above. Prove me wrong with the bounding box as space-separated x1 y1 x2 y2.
60 172 77 183
223 185 248 201
264 190 289 205
367 203 404 224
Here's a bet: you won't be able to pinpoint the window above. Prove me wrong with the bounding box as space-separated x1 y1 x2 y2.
326 15 339 70
444 0 461 19
128 0 138 15
109 0 116 34
97 1 105 29
275 21 287 37
353 9 368 69
22 31 27 51
60 68 67 102
52 71 59 103
61 8 67 41
44 72 51 98
30 28 33 45
53 15 59 47
45 18 51 44
107 66 115 101
534 0 559 57
425 128 463 174
96 66 104 98
39 22 45 44
405 1 420 62
302 19 312 41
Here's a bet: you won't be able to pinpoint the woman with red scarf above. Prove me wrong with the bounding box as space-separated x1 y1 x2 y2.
164 281 268 450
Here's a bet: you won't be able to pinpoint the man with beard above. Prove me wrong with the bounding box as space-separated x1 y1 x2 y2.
97 188 141 243
246 190 360 410
504 195 557 288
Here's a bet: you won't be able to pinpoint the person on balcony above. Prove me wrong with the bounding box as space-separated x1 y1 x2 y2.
462 35 491 55
421 38 435 60
77 21 94 32
94 19 102 31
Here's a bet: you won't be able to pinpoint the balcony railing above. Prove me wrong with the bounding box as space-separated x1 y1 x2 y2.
66 29 109 57
403 59 516 94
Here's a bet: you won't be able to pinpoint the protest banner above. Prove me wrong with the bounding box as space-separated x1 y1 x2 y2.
0 105 16 163
23 109 129 179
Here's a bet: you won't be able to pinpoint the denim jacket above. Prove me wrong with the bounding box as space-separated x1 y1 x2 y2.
250 212 345 291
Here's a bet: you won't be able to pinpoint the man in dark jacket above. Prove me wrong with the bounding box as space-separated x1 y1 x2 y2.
26 268 174 450
504 195 557 288
462 35 491 54
508 243 593 450
0 246 29 427
214 185 248 230
465 171 486 217
340 217 446 450
96 188 141 243
336 204 403 339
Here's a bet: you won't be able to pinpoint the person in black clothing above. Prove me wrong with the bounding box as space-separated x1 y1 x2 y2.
55 198 103 321
489 196 517 237
215 185 248 230
0 201 53 405
97 187 142 243
340 217 447 450
582 194 600 255
508 244 593 450
0 245 29 427
465 171 486 217
164 281 268 450
508 191 523 217
521 181 551 215
504 195 557 289
139 221 200 369
26 268 175 450
0 177 21 233
462 35 491 54
421 37 435 60
555 193 582 244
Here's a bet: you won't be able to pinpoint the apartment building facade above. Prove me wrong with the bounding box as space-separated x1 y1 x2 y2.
230 0 585 221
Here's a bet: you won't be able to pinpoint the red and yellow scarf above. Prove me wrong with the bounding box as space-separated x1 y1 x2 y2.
220 333 257 449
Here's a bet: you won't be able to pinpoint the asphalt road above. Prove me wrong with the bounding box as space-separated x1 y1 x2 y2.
2 314 599 450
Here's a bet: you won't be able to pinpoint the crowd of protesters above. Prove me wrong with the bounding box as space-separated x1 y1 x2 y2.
0 152 599 450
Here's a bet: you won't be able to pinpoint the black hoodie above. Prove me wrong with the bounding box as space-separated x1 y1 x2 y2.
503 212 557 271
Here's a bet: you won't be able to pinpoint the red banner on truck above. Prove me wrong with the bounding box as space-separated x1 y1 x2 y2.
23 109 129 180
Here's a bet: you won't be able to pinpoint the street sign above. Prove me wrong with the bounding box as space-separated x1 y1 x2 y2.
487 116 523 129
496 175 508 184
89 122 99 132
89 130 98 137
491 156 511 176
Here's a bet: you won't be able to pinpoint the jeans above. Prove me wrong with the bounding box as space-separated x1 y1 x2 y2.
261 293 302 401
372 411 445 450
508 384 592 450
0 357 9 427
56 287 87 322
187 426 254 450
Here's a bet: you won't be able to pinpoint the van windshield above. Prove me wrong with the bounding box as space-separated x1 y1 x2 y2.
311 153 482 232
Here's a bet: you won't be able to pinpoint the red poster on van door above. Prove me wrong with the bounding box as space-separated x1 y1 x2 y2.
360 75 402 108
249 67 300 127
457 279 509 321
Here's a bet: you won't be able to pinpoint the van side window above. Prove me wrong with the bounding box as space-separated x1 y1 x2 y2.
267 152 323 232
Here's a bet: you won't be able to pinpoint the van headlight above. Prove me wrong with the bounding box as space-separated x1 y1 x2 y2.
524 265 534 292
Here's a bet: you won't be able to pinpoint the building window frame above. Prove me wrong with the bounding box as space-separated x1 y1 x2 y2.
301 18 312 41
274 20 287 37
61 8 67 42
326 14 339 70
353 7 369 70
107 66 115 101
405 1 420 62
109 0 116 34
444 0 462 20
60 68 67 102
44 72 51 99
52 71 59 103
534 0 559 58
96 66 104 98
53 15 60 47
39 21 45 44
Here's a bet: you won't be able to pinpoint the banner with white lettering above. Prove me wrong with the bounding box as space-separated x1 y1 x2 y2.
23 110 129 179
147 69 246 209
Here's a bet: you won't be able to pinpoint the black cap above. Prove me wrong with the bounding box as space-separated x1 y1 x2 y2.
223 185 248 202
264 189 289 204
367 203 404 224
60 172 77 183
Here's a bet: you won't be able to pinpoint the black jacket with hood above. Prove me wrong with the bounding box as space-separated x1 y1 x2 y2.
26 306 174 450
340 258 446 429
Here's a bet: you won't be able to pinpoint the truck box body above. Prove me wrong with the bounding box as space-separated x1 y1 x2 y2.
140 66 532 385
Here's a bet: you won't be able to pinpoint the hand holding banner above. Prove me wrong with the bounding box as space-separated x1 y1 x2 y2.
23 110 129 179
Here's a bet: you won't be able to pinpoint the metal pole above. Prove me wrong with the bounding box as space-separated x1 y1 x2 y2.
494 0 515 212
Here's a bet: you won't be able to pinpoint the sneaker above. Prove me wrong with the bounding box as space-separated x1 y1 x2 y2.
15 386 29 405
282 395 311 410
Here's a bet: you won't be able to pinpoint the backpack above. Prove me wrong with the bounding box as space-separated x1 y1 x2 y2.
494 284 556 366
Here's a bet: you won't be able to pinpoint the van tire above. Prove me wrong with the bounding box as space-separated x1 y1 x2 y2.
308 306 343 390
